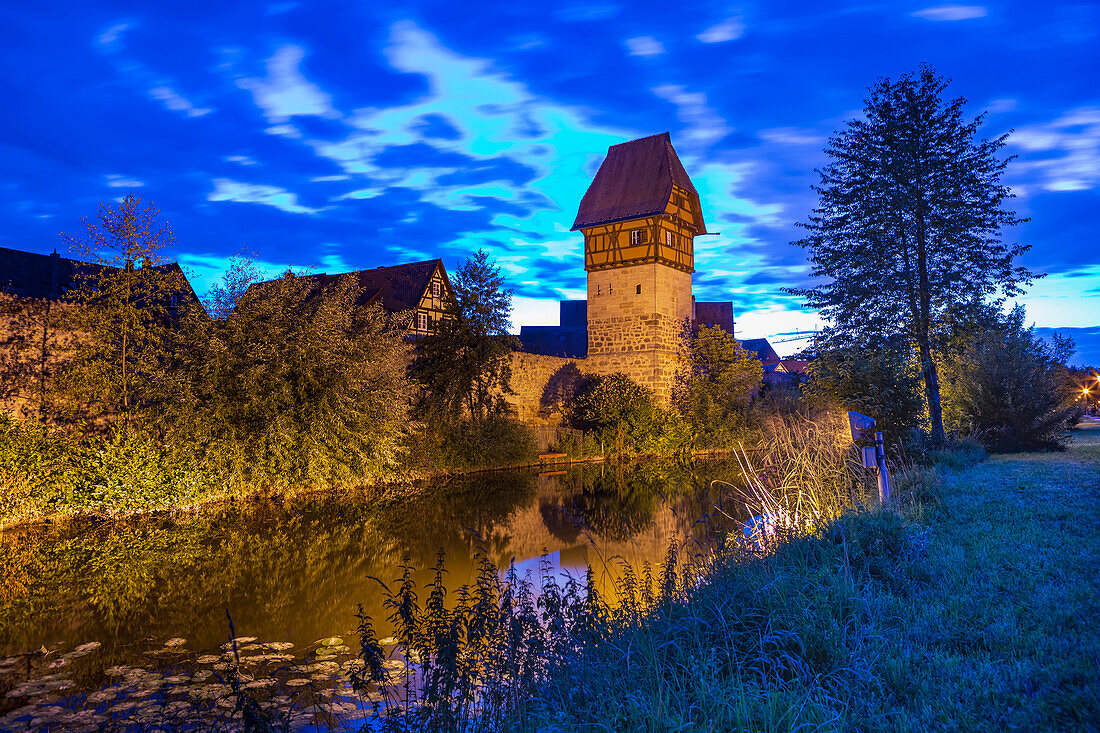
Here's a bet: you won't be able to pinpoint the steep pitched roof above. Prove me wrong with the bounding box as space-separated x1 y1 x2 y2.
295 259 445 313
740 338 780 364
571 132 707 233
0 246 199 304
0 247 78 298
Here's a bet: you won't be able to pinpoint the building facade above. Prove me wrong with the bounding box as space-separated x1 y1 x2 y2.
572 133 707 400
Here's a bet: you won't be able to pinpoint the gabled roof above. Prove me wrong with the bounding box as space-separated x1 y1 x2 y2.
572 132 707 233
0 245 198 303
292 259 446 313
0 246 78 298
740 338 780 364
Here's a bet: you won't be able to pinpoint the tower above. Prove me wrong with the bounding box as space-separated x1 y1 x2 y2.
571 133 707 401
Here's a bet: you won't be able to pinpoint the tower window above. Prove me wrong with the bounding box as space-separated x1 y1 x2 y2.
665 230 672 246
630 229 648 245
597 284 601 295
636 284 641 294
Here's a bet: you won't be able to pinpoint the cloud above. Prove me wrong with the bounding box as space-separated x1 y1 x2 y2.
105 174 144 188
1008 106 1100 192
651 84 732 149
911 5 987 21
757 127 823 146
696 17 745 43
625 36 665 56
225 155 258 166
208 178 321 215
98 22 130 47
985 98 1017 114
236 45 338 123
149 86 212 117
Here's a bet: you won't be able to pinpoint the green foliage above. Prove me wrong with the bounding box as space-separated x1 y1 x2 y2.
569 372 688 455
59 194 190 427
409 250 517 425
413 415 537 472
675 325 763 440
204 252 263 320
790 65 1035 442
0 294 66 427
939 306 1077 451
164 271 412 485
804 338 926 444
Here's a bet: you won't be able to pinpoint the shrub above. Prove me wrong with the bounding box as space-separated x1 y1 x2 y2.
413 415 537 472
939 306 1076 451
569 373 688 456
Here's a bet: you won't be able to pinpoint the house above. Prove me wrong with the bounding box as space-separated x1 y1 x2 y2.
740 338 781 365
0 245 201 314
246 259 456 339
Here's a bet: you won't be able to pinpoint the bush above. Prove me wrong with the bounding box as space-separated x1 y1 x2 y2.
803 338 926 444
414 415 537 472
939 307 1076 451
570 373 689 456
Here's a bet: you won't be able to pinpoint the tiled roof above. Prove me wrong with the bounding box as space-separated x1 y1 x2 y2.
277 259 445 314
571 133 707 233
0 246 197 303
740 338 780 363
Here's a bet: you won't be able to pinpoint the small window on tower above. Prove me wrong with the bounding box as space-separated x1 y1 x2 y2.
665 230 672 246
597 284 601 296
636 284 641 294
630 229 648 245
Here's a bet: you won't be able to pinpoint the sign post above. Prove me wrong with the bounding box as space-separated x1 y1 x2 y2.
847 411 891 504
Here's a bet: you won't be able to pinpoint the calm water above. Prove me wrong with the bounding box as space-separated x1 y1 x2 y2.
0 457 751 726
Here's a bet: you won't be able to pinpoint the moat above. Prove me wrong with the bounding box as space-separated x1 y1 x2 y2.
0 457 754 725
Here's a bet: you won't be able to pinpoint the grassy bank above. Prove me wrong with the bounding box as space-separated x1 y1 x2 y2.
340 423 1098 731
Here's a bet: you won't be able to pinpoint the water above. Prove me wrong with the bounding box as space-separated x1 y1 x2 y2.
0 457 752 728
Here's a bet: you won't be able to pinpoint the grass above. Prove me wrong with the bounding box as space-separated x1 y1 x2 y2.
874 422 1100 730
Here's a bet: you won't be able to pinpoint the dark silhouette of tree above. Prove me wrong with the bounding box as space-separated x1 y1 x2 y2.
789 66 1036 442
409 250 517 424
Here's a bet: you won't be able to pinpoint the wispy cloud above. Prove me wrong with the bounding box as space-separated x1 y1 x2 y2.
1009 106 1100 192
625 36 665 56
236 45 338 123
651 84 732 149
757 127 823 146
225 155 257 166
149 86 212 117
697 17 745 43
104 174 144 188
911 5 987 21
208 178 321 215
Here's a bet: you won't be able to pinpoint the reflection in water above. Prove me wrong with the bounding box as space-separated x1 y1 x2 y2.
0 457 750 722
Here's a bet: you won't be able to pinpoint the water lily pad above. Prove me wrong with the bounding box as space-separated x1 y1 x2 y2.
243 679 276 689
86 689 117 704
233 636 257 644
285 678 310 687
164 637 187 647
268 642 294 651
196 655 220 664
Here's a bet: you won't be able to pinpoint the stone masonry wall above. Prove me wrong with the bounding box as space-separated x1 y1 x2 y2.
506 351 598 426
585 263 691 402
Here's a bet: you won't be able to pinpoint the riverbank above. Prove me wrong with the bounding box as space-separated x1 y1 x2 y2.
515 422 1100 730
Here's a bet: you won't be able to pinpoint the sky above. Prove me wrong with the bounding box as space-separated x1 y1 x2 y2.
2 1 1097 364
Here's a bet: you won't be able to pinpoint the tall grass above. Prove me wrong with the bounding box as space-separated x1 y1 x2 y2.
341 410 899 732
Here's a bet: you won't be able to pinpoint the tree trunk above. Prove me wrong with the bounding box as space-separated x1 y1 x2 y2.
917 337 946 442
38 300 51 429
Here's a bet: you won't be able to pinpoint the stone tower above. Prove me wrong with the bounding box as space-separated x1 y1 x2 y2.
571 133 707 401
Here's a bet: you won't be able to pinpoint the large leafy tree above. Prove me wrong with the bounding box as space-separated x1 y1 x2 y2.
60 194 189 427
790 66 1036 442
675 326 763 434
165 271 412 483
409 250 517 424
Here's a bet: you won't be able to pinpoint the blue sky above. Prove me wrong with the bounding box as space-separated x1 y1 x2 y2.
2 1 1097 364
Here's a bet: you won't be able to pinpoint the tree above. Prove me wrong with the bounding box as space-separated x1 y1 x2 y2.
59 194 189 426
409 250 517 424
165 271 412 482
205 252 263 319
803 337 926 444
789 66 1036 442
0 293 67 428
675 325 763 435
939 306 1077 451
